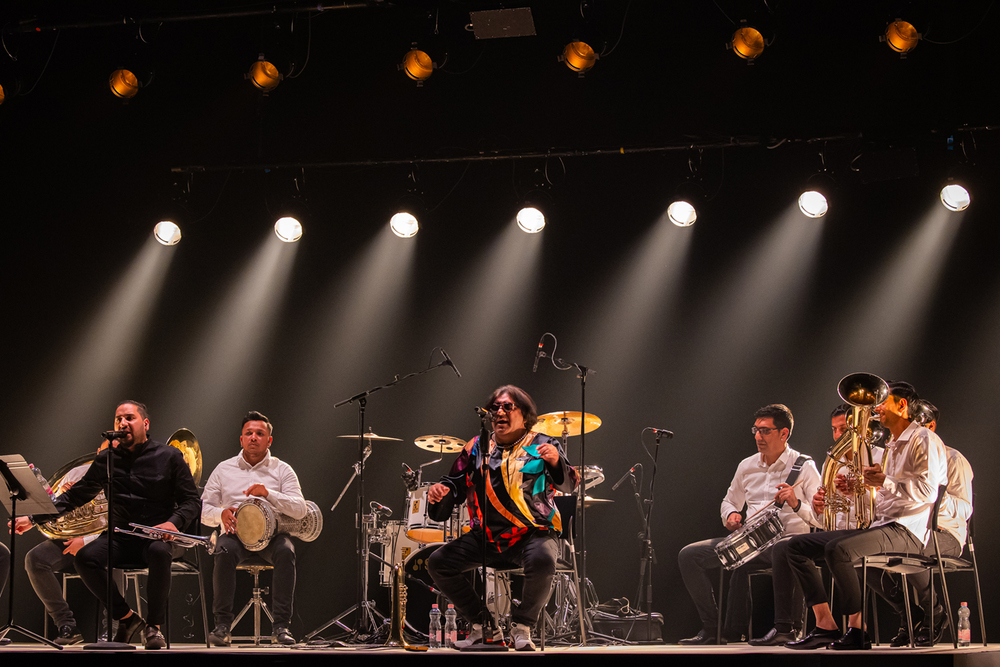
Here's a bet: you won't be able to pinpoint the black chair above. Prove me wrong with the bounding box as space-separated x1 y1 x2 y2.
861 484 986 648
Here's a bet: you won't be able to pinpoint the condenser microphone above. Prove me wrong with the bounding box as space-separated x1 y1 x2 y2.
532 338 545 372
441 349 462 378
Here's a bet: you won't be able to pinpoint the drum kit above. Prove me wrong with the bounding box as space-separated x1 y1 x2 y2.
337 410 612 640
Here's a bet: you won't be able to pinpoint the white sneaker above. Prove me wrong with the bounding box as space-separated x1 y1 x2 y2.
510 622 535 651
453 623 504 649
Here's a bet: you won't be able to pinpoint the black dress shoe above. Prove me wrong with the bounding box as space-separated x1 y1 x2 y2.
678 630 726 645
56 624 84 645
890 627 912 647
208 623 232 647
785 627 841 650
272 625 296 645
113 613 147 644
748 627 797 646
829 627 871 650
915 613 949 647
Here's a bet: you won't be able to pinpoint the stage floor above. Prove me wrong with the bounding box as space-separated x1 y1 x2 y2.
1 641 998 667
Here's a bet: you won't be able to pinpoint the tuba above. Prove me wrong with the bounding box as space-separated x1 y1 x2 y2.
36 428 202 541
821 373 889 530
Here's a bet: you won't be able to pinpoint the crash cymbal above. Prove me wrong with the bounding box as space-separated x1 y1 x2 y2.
534 411 602 437
583 496 613 506
337 431 403 442
415 435 467 454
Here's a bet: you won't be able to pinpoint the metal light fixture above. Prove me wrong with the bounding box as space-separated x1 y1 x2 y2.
516 207 546 233
274 216 303 242
560 41 598 73
401 48 434 84
247 55 283 92
883 20 920 54
730 24 766 61
798 190 829 218
109 69 140 99
667 200 697 227
153 221 182 246
390 212 419 238
0 82 5 106
940 182 971 212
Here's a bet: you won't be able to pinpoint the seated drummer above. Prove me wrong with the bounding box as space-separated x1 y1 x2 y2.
426 385 580 651
677 404 821 644
201 411 307 646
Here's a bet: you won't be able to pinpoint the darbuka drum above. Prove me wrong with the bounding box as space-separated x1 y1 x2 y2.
235 498 323 552
714 506 784 570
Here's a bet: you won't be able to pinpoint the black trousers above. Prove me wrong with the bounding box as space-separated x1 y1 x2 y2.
786 523 923 616
74 533 175 626
866 530 962 625
427 529 558 627
212 533 296 627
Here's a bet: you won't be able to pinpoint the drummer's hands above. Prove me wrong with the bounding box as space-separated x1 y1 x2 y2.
775 483 800 510
427 483 450 504
724 512 743 532
11 517 33 535
244 484 269 499
222 507 239 533
537 443 559 465
812 487 826 514
63 537 85 556
151 521 179 540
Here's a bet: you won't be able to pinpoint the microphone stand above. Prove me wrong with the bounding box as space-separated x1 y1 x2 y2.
634 429 668 643
305 352 459 645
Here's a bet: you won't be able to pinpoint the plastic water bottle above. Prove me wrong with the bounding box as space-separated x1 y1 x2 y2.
28 464 54 497
958 602 971 646
428 604 442 648
444 604 458 647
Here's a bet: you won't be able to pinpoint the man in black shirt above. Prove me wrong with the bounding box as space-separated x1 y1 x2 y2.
16 401 201 649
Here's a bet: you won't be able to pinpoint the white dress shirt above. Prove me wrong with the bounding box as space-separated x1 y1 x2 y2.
938 446 973 547
201 450 307 528
720 444 822 536
871 420 948 546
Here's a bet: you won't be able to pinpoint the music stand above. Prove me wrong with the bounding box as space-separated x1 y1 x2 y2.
0 454 61 649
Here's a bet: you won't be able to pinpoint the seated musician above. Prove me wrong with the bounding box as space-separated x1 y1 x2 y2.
14 401 202 650
201 410 307 646
783 381 949 650
866 399 973 647
425 385 580 651
677 404 821 644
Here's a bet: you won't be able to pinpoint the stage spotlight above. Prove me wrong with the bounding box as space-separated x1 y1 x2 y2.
153 220 181 246
390 212 419 238
940 183 971 212
0 82 5 106
247 54 283 92
517 207 546 233
798 190 829 218
109 69 140 99
731 25 765 61
560 41 598 73
274 216 303 242
667 200 697 227
883 20 920 54
401 48 435 84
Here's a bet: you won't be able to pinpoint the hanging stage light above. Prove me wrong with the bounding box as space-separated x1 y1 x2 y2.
560 40 598 73
0 82 5 106
401 48 435 84
109 69 140 99
247 54 283 92
730 25 766 61
798 190 829 218
883 20 920 54
940 182 971 212
274 216 303 242
390 211 419 238
153 220 182 246
516 207 546 233
667 200 697 227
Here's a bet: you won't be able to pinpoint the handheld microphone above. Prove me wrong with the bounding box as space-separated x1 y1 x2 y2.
532 337 545 372
441 349 462 378
102 430 129 441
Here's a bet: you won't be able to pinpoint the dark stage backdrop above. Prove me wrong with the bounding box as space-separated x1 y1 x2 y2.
1 1 998 643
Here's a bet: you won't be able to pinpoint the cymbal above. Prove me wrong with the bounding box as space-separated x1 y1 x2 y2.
337 432 402 442
583 496 613 506
534 411 602 437
415 435 467 454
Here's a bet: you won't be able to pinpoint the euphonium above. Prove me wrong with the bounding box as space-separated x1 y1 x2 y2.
821 373 889 530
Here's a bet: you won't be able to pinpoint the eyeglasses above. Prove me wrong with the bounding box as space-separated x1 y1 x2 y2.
750 426 780 435
490 401 518 413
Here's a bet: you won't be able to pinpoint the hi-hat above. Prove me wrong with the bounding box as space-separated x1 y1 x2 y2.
337 432 402 442
415 435 466 454
535 411 602 437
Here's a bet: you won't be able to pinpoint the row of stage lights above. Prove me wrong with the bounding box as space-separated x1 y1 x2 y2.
59 18 923 101
151 178 969 246
151 205 547 246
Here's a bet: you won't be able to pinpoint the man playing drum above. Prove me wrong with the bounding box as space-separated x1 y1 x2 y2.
677 404 821 644
202 411 307 646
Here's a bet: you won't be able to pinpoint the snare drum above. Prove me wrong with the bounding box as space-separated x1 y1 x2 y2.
406 485 449 543
715 506 784 570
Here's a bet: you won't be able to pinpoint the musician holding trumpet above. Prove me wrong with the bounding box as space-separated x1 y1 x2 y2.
201 411 307 647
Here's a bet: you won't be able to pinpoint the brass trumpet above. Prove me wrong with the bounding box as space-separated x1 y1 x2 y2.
114 522 223 555
822 372 889 530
